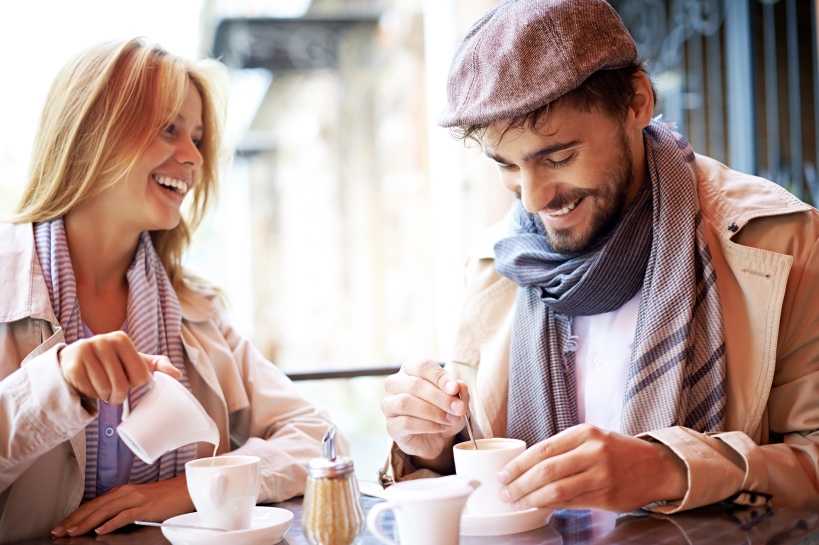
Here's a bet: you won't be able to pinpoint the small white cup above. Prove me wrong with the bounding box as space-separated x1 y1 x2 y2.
117 372 219 464
186 455 261 531
366 475 479 545
453 438 526 516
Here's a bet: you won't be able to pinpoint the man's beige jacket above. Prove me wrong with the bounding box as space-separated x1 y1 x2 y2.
0 222 343 543
390 155 819 512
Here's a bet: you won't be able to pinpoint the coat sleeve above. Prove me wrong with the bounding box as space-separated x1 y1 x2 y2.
211 306 346 503
640 216 819 513
0 327 96 492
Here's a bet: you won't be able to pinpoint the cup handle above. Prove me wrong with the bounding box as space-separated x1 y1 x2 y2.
121 373 155 419
365 502 398 545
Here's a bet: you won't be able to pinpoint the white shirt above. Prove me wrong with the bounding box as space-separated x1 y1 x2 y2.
572 289 642 432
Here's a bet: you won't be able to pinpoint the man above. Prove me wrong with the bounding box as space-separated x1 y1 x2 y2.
380 0 819 514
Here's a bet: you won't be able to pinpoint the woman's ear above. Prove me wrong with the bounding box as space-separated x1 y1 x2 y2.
629 72 655 130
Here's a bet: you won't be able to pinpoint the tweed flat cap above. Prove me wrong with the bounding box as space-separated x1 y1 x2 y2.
438 0 638 128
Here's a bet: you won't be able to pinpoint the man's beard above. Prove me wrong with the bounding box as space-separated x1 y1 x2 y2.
543 130 636 254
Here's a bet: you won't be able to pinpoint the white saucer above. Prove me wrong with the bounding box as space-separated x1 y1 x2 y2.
460 507 553 537
161 506 294 545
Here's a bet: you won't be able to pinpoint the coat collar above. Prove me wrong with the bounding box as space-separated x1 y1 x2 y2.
0 223 57 324
695 154 812 240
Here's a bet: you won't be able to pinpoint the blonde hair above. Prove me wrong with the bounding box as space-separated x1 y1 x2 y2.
12 38 229 292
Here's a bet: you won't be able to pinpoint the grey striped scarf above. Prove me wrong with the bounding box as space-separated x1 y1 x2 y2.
34 219 197 501
496 119 726 447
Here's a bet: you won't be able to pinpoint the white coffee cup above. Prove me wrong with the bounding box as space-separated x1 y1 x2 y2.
366 475 479 545
186 455 262 531
117 372 219 464
453 438 526 516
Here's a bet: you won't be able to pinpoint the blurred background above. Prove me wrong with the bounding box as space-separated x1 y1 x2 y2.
1 0 818 482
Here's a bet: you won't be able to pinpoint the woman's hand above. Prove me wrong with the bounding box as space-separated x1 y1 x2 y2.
58 331 182 404
51 475 194 537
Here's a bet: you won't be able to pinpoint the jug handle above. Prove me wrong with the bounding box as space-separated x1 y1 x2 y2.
366 502 399 545
121 373 155 420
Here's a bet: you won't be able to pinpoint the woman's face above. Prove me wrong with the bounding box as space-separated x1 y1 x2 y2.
86 80 204 235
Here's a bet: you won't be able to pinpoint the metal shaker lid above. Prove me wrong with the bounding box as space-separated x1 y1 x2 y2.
308 425 354 478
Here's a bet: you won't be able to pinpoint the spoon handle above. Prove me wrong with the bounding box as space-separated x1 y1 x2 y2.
458 391 479 450
135 520 228 532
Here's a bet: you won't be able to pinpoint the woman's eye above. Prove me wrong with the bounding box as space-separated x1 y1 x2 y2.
163 124 176 136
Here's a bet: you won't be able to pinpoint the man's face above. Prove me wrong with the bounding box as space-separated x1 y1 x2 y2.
484 102 641 254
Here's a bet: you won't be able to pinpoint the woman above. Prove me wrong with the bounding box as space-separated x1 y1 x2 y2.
0 38 340 542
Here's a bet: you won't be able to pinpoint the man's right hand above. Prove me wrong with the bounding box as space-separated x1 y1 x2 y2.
381 360 469 460
58 331 182 405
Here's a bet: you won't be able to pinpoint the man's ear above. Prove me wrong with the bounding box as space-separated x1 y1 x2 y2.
629 72 655 130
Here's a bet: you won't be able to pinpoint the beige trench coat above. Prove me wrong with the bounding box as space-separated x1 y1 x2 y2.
389 154 819 513
0 222 343 543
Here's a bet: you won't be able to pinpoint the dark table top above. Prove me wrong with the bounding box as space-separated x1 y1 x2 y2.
10 495 819 545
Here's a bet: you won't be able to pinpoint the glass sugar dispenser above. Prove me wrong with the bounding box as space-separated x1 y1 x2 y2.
302 426 365 545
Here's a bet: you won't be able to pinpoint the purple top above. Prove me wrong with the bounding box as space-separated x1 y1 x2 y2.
82 322 134 496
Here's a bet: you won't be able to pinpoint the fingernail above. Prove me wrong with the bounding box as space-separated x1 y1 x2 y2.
446 412 459 422
95 525 105 534
450 400 464 413
51 526 64 535
67 526 78 534
498 470 510 484
514 501 521 511
500 488 511 503
445 381 458 394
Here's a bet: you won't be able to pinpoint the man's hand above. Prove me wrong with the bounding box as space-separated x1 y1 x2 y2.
59 331 182 404
381 360 469 461
51 476 194 537
498 424 688 512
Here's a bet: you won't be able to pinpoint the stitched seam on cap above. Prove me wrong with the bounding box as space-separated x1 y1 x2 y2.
459 12 495 121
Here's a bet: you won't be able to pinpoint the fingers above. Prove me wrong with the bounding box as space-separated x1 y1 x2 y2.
499 424 593 486
388 360 460 396
384 361 466 417
143 353 182 379
514 471 602 511
51 486 136 537
58 332 167 404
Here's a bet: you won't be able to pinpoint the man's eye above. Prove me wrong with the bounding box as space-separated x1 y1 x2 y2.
498 163 518 172
546 154 575 168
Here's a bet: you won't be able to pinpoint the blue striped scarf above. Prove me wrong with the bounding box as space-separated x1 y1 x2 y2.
34 219 197 501
496 119 726 446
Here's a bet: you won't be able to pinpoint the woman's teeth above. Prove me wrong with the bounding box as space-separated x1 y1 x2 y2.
547 198 581 217
154 175 188 195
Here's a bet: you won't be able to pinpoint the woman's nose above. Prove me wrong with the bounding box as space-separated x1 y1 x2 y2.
176 137 203 168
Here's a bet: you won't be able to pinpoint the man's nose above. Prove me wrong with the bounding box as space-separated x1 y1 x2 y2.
518 169 557 213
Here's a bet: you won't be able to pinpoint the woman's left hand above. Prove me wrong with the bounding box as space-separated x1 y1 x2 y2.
51 475 194 537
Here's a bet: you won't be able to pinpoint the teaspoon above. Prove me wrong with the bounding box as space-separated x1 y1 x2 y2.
458 391 479 450
135 520 228 532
